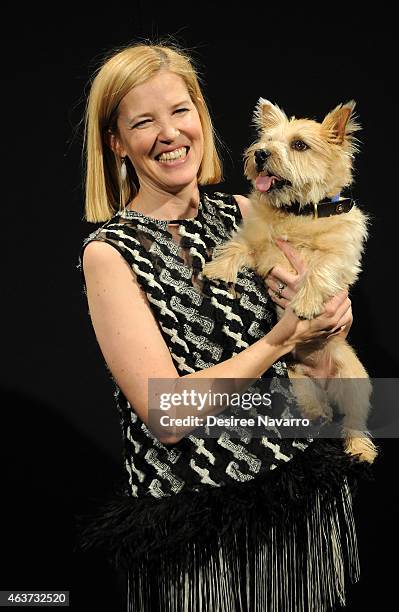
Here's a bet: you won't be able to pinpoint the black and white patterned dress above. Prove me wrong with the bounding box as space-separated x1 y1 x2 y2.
77 190 370 612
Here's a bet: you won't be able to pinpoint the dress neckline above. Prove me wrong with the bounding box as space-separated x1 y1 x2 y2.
117 192 205 226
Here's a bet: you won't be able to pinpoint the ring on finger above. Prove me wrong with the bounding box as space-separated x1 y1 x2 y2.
276 281 286 298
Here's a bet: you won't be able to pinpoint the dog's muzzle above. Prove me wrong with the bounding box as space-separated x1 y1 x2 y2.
255 149 271 172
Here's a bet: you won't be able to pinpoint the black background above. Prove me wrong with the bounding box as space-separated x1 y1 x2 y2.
1 3 398 610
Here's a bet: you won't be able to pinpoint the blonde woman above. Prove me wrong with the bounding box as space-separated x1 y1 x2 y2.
77 41 367 612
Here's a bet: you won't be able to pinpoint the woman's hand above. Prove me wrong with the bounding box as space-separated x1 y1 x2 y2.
265 239 307 308
267 288 353 354
266 238 353 343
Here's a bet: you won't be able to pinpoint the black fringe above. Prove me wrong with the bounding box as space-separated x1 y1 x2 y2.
74 439 373 571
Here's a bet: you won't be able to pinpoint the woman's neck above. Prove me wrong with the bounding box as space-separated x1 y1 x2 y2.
126 184 201 220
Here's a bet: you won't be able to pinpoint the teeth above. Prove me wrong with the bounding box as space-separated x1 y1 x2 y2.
157 147 188 162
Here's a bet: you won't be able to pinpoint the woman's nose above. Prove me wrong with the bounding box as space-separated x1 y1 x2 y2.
157 122 180 142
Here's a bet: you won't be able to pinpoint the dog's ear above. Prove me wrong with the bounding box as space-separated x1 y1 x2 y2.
322 101 361 145
253 98 287 131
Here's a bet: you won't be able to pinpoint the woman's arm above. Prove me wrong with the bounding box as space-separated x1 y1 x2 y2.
233 194 251 219
82 241 350 443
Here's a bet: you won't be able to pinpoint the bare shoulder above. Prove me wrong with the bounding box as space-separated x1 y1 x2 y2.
233 194 251 219
83 238 124 266
82 239 141 285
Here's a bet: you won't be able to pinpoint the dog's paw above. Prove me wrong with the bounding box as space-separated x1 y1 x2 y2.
202 245 241 283
343 429 378 463
202 259 237 283
202 260 221 280
290 292 324 320
202 240 251 284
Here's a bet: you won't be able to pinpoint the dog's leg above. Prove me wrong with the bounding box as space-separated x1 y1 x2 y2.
289 259 345 319
326 337 378 463
288 365 333 422
202 239 253 284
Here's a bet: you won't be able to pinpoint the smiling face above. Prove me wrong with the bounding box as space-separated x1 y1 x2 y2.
109 70 204 196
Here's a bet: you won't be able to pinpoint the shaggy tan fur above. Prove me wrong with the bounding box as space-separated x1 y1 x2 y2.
203 99 377 463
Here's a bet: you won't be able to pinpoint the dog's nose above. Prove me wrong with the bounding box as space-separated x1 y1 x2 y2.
255 149 271 170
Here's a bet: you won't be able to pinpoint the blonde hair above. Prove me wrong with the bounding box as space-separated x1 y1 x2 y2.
82 41 224 222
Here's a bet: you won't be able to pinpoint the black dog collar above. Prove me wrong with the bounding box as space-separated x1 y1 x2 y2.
281 197 354 219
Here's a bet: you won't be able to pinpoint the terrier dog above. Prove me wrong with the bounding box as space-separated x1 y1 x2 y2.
203 99 377 463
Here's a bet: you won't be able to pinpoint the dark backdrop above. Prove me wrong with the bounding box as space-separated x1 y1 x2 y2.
1 4 397 611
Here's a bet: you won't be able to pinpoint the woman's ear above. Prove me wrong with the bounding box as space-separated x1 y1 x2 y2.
106 129 126 157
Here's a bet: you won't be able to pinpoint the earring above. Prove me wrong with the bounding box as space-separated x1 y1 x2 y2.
120 157 127 181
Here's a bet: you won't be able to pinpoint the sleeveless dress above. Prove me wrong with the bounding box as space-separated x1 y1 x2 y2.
76 190 370 612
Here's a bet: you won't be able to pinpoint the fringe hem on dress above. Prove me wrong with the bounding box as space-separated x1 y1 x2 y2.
75 439 374 612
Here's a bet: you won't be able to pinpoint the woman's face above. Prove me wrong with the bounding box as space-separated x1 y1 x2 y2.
112 70 204 194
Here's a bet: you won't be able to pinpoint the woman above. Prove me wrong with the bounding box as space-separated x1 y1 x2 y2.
77 41 370 611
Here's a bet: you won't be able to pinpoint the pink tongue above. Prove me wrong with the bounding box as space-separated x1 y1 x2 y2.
256 175 275 192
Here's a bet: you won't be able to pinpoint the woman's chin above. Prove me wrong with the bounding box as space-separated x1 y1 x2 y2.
159 168 199 189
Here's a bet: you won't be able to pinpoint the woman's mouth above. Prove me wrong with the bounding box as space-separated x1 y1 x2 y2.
155 146 190 164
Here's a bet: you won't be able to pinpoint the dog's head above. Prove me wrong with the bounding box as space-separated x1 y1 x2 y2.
244 99 361 208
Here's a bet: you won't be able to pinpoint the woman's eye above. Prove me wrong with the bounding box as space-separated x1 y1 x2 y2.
133 119 151 129
132 109 189 129
291 139 309 151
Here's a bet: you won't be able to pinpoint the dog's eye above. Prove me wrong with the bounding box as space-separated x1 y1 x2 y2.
291 140 309 151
